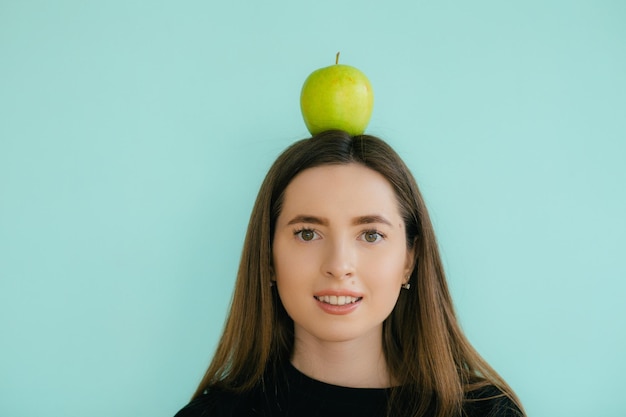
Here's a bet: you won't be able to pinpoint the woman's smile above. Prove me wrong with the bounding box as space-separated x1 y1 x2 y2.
313 290 364 315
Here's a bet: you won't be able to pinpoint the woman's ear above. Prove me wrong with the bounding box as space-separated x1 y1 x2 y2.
404 238 418 280
269 264 276 283
404 252 415 281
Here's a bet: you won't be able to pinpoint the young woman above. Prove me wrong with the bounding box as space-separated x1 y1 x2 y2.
175 130 524 417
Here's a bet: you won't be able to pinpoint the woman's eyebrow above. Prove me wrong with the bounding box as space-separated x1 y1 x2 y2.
352 215 393 226
286 215 328 226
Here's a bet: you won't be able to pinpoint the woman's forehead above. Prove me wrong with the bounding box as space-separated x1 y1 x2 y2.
279 164 403 224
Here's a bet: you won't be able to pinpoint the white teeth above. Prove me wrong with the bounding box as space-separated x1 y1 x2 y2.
316 295 360 306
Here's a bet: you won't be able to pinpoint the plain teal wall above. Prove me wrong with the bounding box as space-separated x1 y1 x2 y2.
1 1 625 416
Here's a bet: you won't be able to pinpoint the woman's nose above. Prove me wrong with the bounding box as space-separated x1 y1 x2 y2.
321 238 355 279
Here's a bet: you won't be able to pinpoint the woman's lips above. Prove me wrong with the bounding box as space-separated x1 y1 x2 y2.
314 294 361 306
313 291 363 315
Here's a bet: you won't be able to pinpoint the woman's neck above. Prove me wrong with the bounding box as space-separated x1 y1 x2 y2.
290 326 392 388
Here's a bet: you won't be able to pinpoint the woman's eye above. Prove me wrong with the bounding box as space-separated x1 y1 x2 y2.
295 229 317 241
362 231 383 243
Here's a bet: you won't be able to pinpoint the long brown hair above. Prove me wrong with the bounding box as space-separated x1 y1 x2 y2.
192 130 524 417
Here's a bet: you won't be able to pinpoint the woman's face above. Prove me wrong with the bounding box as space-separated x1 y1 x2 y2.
272 163 414 346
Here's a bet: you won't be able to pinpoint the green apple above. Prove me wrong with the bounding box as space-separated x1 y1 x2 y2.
300 54 374 136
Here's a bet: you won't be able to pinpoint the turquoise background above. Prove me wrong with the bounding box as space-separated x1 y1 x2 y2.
1 1 624 416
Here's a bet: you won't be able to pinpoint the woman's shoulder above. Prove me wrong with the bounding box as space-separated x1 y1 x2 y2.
463 384 524 417
174 386 261 417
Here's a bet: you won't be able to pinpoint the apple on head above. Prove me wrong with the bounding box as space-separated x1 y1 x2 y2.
300 53 374 136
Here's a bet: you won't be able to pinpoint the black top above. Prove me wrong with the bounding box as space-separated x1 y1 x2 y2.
175 363 522 417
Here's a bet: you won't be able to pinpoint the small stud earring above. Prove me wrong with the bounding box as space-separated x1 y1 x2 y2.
402 274 411 290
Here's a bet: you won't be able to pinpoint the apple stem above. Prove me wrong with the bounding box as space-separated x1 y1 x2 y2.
336 52 340 65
